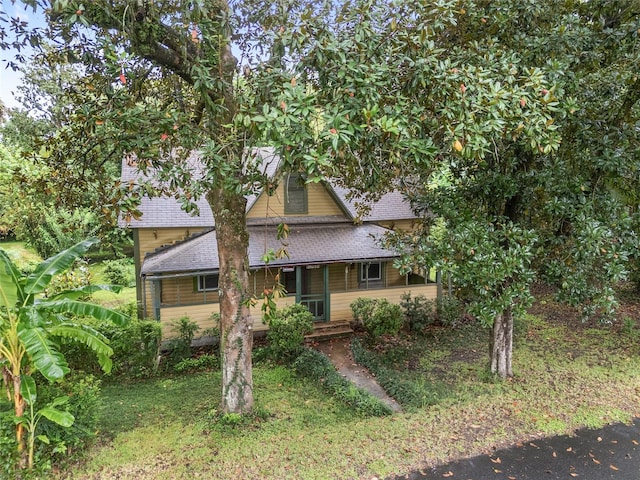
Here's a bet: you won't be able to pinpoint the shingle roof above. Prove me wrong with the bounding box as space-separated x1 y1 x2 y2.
118 147 280 229
119 149 415 229
141 223 398 275
328 185 416 221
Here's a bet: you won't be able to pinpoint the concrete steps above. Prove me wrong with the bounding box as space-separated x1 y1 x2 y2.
305 320 353 342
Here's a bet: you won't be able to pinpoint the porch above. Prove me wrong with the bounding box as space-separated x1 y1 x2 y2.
156 283 439 339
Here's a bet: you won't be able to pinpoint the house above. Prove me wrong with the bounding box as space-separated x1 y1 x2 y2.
120 148 439 338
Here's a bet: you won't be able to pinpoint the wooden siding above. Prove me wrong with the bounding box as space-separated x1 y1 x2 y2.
378 219 417 232
159 296 295 338
330 284 438 322
137 227 207 260
247 181 345 219
157 284 436 339
160 276 220 305
136 227 208 310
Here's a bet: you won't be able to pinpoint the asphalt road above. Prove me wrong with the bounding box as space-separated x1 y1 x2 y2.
395 418 640 480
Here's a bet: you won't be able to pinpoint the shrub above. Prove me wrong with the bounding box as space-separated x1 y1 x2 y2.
350 297 404 339
102 258 134 286
62 318 161 379
265 304 313 362
349 297 377 331
0 417 19 480
45 258 91 297
370 301 403 337
167 317 200 365
174 354 220 373
36 373 102 461
293 348 392 416
15 205 100 259
401 293 437 332
436 296 464 327
351 338 442 409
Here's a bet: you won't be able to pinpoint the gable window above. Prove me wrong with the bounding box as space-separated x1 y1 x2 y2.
285 173 307 214
360 262 382 282
197 274 219 292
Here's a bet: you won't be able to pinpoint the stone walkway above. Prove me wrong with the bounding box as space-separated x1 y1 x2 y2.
313 337 402 413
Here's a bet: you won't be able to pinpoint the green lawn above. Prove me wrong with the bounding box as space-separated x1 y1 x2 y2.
0 241 136 311
58 290 640 480
0 241 42 306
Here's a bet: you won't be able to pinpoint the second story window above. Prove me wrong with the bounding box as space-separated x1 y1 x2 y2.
285 173 307 214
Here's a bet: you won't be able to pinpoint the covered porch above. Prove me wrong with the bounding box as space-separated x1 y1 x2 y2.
138 222 440 338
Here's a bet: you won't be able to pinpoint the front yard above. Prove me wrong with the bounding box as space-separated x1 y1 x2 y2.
57 286 640 479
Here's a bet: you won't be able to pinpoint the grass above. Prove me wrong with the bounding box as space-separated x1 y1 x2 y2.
0 241 42 306
0 241 136 311
55 296 640 480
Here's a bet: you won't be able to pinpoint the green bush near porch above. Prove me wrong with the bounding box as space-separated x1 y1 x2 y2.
265 304 314 362
350 297 404 339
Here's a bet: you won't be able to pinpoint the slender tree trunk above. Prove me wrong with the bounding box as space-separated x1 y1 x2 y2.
207 186 254 414
12 373 26 468
490 308 513 378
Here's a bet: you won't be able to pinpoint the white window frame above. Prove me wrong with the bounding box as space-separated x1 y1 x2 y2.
197 274 219 292
360 262 382 282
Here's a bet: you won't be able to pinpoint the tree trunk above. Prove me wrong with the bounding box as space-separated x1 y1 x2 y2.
207 186 254 414
12 373 26 468
490 308 513 378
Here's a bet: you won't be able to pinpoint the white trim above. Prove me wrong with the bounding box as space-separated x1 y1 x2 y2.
197 274 219 292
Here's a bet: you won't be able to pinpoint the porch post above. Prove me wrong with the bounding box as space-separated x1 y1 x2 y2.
151 279 161 320
141 275 148 319
295 266 302 303
365 262 370 289
323 265 330 322
344 264 349 291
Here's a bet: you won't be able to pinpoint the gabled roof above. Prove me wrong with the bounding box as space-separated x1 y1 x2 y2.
141 223 398 276
328 185 416 222
119 147 280 229
119 149 415 229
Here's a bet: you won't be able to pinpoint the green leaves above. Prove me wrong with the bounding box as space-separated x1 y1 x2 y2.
0 248 23 308
24 238 99 301
18 326 70 381
38 299 129 327
39 402 74 428
49 323 114 374
20 375 38 405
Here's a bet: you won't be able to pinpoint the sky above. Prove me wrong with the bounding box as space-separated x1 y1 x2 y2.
0 0 42 110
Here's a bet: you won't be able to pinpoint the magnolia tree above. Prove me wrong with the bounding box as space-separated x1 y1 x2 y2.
256 0 638 377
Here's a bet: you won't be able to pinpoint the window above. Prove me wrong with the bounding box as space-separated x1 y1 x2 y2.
197 274 219 292
282 268 297 294
285 173 307 214
360 262 382 282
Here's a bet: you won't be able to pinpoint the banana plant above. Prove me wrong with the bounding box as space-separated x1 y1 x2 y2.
18 374 74 470
0 238 128 469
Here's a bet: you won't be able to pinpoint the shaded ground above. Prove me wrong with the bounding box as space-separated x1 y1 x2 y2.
395 417 640 480
313 337 402 412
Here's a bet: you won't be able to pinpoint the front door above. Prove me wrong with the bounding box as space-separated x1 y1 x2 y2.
297 265 329 321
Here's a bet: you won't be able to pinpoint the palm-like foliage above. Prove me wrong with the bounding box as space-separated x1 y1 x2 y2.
0 238 128 468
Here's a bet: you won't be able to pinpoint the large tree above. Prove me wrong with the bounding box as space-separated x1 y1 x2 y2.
339 0 637 377
254 0 638 377
1 0 339 414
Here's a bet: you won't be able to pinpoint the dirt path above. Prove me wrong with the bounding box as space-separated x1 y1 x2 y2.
313 337 402 413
